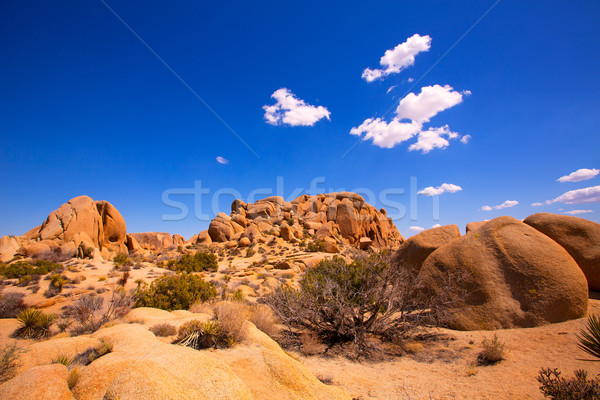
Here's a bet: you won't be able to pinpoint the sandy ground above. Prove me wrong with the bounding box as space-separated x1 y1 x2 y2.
298 299 600 400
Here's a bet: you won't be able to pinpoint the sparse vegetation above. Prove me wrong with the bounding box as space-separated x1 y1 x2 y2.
267 253 448 356
0 344 23 384
0 260 63 279
13 308 56 338
62 289 132 334
135 273 217 311
176 320 233 349
537 368 600 399
113 252 131 267
168 252 218 273
68 367 81 390
476 334 505 365
52 354 73 366
306 239 326 252
150 323 177 337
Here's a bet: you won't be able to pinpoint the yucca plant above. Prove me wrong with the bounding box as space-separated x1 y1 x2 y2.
52 354 73 366
177 320 227 349
577 314 600 360
13 308 56 338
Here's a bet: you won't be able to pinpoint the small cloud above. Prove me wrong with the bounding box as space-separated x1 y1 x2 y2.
481 200 519 211
263 88 330 127
362 34 431 82
551 185 600 204
216 156 229 164
408 125 460 153
407 77 414 83
432 223 441 228
386 85 397 94
557 168 599 183
396 84 466 123
531 202 545 206
418 183 463 196
565 209 593 215
408 226 425 233
350 118 423 149
460 134 471 144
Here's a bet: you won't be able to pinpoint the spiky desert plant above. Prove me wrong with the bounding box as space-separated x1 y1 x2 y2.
577 314 600 360
13 308 56 338
52 354 73 366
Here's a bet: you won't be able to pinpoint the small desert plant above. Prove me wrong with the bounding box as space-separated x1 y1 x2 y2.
577 314 600 360
68 367 81 390
537 368 600 399
62 289 132 334
113 252 130 267
248 303 278 337
306 239 326 252
135 273 217 311
0 291 27 318
13 308 56 338
245 248 256 258
231 288 245 302
476 334 505 365
214 302 248 343
87 337 114 364
49 273 66 292
0 344 23 384
176 320 232 349
52 354 73 366
150 323 177 337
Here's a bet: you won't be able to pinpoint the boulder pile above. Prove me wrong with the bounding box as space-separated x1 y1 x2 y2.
193 192 405 252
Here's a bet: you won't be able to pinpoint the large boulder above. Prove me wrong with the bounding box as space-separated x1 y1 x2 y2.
0 236 21 262
95 200 127 253
393 225 460 273
208 213 235 242
524 213 600 291
418 216 588 330
129 232 174 251
0 364 75 400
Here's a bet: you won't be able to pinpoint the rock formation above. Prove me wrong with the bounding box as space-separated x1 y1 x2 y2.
195 192 404 252
524 213 600 291
417 216 588 330
393 224 460 273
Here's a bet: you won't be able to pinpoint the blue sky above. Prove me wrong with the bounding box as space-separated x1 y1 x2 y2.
1 0 599 239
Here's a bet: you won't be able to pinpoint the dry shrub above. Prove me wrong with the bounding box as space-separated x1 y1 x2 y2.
300 332 325 355
214 301 249 343
538 368 600 399
477 334 505 365
248 303 279 337
0 291 27 318
63 289 132 334
150 323 177 337
0 344 23 384
189 301 215 315
68 367 81 390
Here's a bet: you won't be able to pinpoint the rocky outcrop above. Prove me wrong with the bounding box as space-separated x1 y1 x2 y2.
0 364 75 400
393 225 460 273
198 193 404 251
418 216 588 330
129 232 178 251
0 195 128 262
524 213 600 291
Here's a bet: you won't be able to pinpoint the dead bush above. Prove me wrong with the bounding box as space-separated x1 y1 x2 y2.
477 334 505 365
150 323 177 337
214 301 248 343
248 303 279 337
62 288 132 334
0 344 23 384
0 291 27 318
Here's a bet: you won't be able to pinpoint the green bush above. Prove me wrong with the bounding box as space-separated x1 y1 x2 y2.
168 252 218 273
13 308 56 338
0 260 63 279
135 273 217 311
306 240 326 252
113 252 130 267
538 368 600 399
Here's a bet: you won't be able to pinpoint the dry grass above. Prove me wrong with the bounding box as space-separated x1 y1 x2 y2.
189 301 215 315
300 332 325 355
477 334 505 365
68 367 81 390
214 302 248 343
248 303 279 337
150 323 177 337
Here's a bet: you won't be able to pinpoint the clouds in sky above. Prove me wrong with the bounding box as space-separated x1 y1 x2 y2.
481 200 519 211
350 85 469 152
557 168 599 183
418 183 462 196
263 88 330 127
408 226 425 233
396 85 468 123
551 185 600 204
564 209 593 215
216 156 229 164
362 34 431 82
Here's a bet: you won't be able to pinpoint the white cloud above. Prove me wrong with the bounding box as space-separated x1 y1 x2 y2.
565 209 593 215
460 134 471 144
551 185 600 204
408 125 461 153
396 84 467 123
408 226 425 233
263 88 330 127
557 168 599 183
481 200 519 211
418 183 463 196
386 85 397 94
216 156 229 164
407 77 414 83
362 34 431 82
350 118 422 149
531 202 547 206
432 223 441 228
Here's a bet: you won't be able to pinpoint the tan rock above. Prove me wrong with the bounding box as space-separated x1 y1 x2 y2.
0 235 20 262
393 225 460 273
466 221 487 233
0 364 74 400
418 216 588 330
524 213 600 291
208 213 234 242
239 237 251 247
129 232 174 250
125 234 141 252
172 234 185 246
196 230 212 245
359 237 372 250
280 224 293 241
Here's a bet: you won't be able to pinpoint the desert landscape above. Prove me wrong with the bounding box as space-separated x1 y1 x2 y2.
0 193 600 399
1 1 599 399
